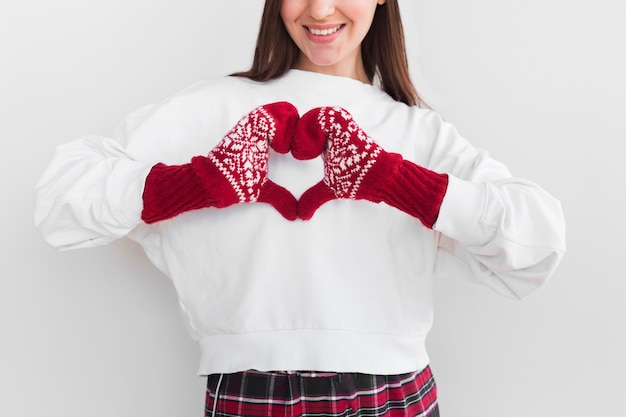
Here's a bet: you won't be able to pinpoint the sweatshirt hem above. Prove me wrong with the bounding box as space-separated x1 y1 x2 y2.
196 329 429 376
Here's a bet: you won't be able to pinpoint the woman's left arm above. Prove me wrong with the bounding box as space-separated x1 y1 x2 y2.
428 114 566 299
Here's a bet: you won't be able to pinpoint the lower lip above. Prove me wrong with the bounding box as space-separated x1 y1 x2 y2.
304 26 344 44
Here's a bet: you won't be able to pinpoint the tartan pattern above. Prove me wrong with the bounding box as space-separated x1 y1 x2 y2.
205 367 439 417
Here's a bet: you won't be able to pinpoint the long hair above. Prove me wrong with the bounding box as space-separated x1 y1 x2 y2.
231 0 422 107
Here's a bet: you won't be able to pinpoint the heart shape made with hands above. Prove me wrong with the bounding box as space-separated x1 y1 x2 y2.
257 103 389 221
287 105 390 221
141 101 447 227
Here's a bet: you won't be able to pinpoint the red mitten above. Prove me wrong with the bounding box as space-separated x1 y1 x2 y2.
141 102 299 223
296 107 449 228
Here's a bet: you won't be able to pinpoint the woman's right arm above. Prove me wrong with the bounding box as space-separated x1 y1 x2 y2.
34 103 171 250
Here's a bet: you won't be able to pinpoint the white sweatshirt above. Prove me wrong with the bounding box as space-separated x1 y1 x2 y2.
34 70 566 375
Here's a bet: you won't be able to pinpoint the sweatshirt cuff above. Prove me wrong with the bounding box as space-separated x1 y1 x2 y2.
109 160 154 227
433 174 487 244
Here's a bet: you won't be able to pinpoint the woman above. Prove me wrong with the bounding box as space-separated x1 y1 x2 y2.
35 0 566 416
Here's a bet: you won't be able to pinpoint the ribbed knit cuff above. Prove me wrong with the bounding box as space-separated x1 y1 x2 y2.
369 154 449 228
141 158 235 224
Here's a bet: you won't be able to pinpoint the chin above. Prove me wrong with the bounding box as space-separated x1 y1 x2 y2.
304 54 346 71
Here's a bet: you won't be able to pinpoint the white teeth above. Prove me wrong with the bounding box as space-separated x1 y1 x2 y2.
307 25 342 36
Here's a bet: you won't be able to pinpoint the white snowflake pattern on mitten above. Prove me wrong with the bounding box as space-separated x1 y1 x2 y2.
316 107 382 199
208 107 276 203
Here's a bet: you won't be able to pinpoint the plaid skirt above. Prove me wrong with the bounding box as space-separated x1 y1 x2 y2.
205 366 439 417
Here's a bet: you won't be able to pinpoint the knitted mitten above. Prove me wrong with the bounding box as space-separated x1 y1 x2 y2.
141 102 299 223
295 106 449 227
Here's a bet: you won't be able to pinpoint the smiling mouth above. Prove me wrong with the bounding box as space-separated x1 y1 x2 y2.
305 25 345 36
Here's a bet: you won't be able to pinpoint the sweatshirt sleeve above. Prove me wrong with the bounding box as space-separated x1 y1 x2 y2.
34 103 171 251
427 113 566 299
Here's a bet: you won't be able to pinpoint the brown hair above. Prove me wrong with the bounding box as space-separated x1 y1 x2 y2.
231 0 422 107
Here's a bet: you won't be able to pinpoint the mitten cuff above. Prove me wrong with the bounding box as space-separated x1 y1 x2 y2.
141 158 234 224
371 155 449 228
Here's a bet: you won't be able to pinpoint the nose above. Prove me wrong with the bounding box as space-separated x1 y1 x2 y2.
306 0 336 20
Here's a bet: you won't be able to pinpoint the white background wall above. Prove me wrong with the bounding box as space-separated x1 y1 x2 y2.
1 0 624 416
